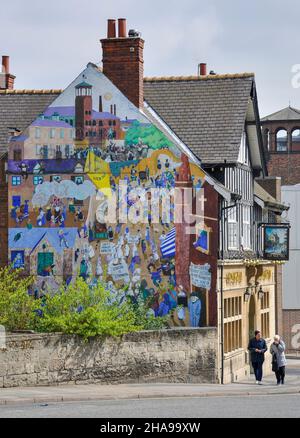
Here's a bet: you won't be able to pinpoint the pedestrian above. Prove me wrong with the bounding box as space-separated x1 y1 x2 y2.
248 330 267 385
270 335 287 386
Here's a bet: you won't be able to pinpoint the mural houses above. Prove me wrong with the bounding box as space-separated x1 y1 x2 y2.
0 18 291 382
5 61 223 328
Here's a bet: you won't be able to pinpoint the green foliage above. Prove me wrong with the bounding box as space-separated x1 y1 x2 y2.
33 278 142 340
0 268 170 338
130 299 170 331
0 266 34 331
125 121 173 150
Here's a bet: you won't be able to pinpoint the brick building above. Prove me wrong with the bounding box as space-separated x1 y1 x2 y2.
0 18 290 381
262 106 300 353
261 106 300 185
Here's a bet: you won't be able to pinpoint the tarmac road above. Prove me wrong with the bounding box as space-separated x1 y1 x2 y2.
0 394 299 418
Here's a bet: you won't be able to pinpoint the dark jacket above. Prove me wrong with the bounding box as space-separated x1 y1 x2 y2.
248 337 267 363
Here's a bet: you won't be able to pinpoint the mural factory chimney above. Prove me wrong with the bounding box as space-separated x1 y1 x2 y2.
101 18 144 109
75 81 93 141
0 56 15 90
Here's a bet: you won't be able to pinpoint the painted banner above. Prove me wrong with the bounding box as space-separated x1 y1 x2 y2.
110 261 130 283
189 263 211 289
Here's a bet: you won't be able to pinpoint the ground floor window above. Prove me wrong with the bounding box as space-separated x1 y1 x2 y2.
261 290 270 339
224 296 243 354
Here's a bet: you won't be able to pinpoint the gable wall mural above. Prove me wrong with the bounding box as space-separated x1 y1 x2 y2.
7 65 218 327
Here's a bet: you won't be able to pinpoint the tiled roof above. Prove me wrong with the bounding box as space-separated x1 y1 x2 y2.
261 106 300 122
144 74 255 164
0 90 62 156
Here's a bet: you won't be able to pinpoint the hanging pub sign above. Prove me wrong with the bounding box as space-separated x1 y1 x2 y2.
262 224 290 261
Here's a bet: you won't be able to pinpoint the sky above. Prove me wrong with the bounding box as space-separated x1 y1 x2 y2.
0 0 300 117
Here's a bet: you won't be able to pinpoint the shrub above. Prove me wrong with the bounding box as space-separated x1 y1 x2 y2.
0 267 34 331
33 277 142 340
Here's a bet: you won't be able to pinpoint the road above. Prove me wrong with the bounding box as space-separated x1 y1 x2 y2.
0 394 300 418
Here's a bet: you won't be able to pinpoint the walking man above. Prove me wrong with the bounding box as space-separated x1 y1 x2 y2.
248 330 267 385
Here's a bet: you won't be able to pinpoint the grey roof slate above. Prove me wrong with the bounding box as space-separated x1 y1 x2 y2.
144 74 254 164
261 105 300 122
0 91 60 155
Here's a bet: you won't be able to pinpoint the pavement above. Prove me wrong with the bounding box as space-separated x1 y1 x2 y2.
0 358 299 407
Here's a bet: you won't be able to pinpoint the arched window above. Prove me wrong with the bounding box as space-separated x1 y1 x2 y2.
292 128 300 150
276 129 288 151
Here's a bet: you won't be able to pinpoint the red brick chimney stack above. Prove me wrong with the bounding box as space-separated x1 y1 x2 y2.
107 19 116 38
101 18 144 109
199 63 207 77
1 55 15 90
118 18 127 38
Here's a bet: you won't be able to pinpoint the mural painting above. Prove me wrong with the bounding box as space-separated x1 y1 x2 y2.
7 65 215 327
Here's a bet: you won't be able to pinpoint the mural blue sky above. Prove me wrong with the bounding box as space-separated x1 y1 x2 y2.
0 0 299 116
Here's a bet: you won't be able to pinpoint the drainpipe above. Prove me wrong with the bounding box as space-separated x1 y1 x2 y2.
219 196 240 384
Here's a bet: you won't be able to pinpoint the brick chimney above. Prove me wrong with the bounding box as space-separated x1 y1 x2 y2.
0 56 15 90
101 18 144 109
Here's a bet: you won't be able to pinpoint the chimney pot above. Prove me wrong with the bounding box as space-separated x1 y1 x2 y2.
118 18 127 38
2 55 9 74
107 19 116 38
199 63 207 76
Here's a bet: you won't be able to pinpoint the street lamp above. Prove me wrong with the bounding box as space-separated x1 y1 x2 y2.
244 287 252 302
258 286 264 300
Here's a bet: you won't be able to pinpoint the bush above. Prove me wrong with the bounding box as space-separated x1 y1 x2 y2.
0 267 34 331
33 278 142 340
0 267 170 338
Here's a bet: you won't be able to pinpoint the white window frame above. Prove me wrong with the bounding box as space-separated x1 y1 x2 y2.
228 205 238 250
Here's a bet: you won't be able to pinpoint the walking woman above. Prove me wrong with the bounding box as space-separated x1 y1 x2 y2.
270 335 287 385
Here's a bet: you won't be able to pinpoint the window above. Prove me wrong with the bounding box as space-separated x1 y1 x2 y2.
49 128 56 139
11 250 25 269
12 176 21 186
13 150 22 161
292 128 300 150
33 175 44 185
228 205 238 249
261 291 270 339
41 145 48 159
276 129 288 151
55 145 62 159
60 129 64 139
224 296 243 354
71 175 84 185
50 175 61 183
242 205 251 249
35 128 41 139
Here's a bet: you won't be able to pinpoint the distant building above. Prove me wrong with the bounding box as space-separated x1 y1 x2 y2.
261 106 300 185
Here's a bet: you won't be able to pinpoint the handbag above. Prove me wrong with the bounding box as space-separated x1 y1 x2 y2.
272 350 279 372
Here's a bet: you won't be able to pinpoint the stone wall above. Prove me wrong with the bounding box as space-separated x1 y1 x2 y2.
0 328 218 388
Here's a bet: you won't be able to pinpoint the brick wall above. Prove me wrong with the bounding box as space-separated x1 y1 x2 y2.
268 154 300 186
0 328 218 388
262 119 300 185
101 37 144 108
